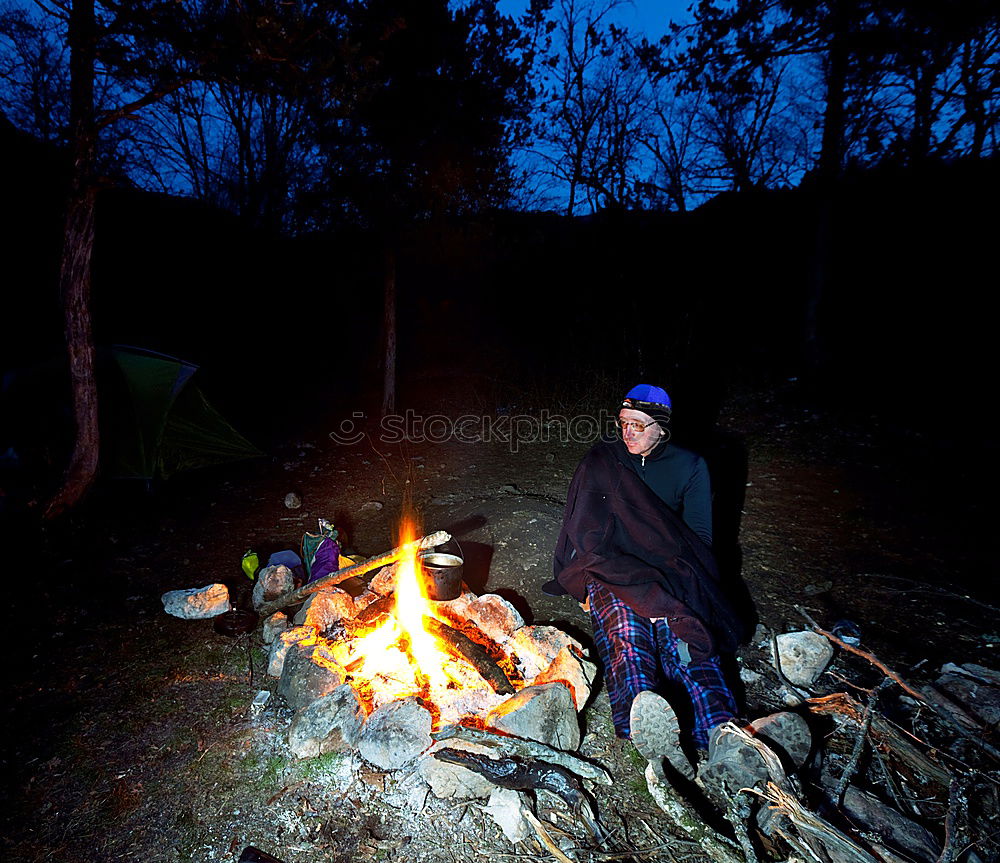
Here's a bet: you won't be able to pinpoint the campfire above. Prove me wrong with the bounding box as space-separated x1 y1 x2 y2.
320 519 526 726
255 522 595 769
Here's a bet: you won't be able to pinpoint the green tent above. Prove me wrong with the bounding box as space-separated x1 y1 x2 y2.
109 346 261 480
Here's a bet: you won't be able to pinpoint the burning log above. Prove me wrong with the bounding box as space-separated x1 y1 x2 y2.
256 530 451 617
422 616 516 695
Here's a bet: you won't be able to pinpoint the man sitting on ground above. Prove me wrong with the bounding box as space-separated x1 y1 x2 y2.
544 384 807 787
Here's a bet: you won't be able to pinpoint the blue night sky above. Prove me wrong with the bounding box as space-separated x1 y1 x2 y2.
495 0 697 40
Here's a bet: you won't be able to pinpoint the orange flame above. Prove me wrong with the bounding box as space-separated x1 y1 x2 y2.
333 517 462 712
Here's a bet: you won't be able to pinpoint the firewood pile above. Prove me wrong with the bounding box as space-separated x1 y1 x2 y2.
631 605 1000 863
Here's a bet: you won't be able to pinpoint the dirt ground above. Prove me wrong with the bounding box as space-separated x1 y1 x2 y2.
2 375 995 863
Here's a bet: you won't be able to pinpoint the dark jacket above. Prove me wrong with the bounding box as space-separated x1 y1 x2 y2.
626 442 713 546
553 439 743 659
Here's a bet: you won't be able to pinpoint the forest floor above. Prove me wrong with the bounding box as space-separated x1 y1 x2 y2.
2 372 995 863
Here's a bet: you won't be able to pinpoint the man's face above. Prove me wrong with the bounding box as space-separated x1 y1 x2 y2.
618 408 665 457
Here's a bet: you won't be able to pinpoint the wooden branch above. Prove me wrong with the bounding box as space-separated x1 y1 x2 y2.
795 605 1000 764
520 807 577 863
433 748 586 812
937 775 969 863
423 617 515 695
752 782 880 863
431 724 611 785
836 678 894 802
808 692 953 787
256 531 450 616
643 765 745 863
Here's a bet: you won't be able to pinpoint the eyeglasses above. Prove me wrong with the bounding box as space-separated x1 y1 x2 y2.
616 419 655 434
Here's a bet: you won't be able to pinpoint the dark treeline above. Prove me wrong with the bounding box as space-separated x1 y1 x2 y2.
1 0 998 511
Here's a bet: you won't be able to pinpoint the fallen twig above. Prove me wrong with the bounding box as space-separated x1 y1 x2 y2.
795 605 1000 764
836 677 894 802
521 807 576 863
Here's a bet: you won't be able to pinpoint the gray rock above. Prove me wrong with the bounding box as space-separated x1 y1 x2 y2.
841 785 940 863
485 787 531 843
418 740 496 800
358 696 433 770
486 683 580 751
287 684 366 759
506 625 587 682
252 564 296 611
262 612 289 644
774 630 834 687
292 589 356 630
278 640 347 711
463 594 525 644
161 583 231 619
284 492 302 509
534 645 597 711
267 626 314 677
368 563 398 596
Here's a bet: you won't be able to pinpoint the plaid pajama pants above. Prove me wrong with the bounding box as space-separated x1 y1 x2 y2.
587 579 737 749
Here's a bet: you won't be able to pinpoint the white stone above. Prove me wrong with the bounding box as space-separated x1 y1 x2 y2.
462 594 525 644
505 625 586 683
262 612 289 644
284 492 302 509
358 697 433 770
161 583 231 619
485 787 531 843
267 626 314 677
293 589 356 629
774 631 834 687
252 564 296 610
534 645 597 711
485 682 580 751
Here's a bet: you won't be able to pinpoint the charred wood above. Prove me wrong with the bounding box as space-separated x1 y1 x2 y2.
422 616 515 695
431 724 611 785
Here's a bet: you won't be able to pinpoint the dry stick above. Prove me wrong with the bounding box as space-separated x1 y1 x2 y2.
642 765 744 863
724 792 759 863
937 775 970 863
256 530 450 616
520 807 576 863
794 605 1000 764
835 677 894 803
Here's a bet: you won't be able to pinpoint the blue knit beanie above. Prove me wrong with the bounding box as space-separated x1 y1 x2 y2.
620 384 672 433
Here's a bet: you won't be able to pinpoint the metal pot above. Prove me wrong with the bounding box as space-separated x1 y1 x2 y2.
419 552 464 601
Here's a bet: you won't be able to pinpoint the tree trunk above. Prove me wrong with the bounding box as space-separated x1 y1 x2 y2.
381 244 397 417
804 2 849 373
45 0 99 519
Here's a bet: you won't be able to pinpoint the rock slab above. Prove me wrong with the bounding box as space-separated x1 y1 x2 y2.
485 682 580 751
279 640 346 711
358 697 433 770
161 584 231 619
288 684 366 759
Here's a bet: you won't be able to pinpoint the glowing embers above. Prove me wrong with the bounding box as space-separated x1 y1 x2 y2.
329 520 504 724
